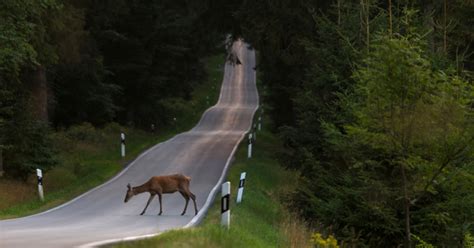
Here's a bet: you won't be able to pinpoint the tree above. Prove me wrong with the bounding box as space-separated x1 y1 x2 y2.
333 35 473 246
0 0 60 179
237 0 474 246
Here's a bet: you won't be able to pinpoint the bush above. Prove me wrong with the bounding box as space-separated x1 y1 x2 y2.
310 232 339 248
159 98 193 125
4 117 57 181
65 123 101 142
103 122 123 134
50 131 75 152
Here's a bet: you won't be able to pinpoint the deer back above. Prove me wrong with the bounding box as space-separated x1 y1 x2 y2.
150 174 189 193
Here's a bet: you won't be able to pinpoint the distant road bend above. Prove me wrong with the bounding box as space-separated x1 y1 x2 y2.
0 40 258 248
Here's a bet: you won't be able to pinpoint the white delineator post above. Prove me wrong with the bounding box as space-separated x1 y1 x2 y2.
221 182 231 228
36 168 44 201
120 132 126 158
236 172 246 204
247 133 253 159
258 116 262 131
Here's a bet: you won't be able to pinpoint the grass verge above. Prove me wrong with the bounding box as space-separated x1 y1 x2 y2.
0 54 225 219
110 118 312 248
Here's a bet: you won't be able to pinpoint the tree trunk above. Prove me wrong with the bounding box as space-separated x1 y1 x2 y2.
337 0 341 26
363 0 370 51
360 0 370 51
0 148 3 177
29 65 49 122
423 3 435 53
388 0 392 36
443 0 447 54
401 165 412 248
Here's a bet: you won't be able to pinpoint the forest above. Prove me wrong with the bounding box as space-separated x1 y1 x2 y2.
0 0 238 179
1 0 473 247
236 0 473 247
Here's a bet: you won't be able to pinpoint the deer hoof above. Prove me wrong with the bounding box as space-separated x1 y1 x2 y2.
140 213 144 216
181 212 185 216
158 212 162 216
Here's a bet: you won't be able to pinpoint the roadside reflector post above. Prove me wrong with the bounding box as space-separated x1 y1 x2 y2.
121 132 126 158
221 182 231 228
258 116 262 131
36 168 44 201
247 133 253 159
236 172 246 204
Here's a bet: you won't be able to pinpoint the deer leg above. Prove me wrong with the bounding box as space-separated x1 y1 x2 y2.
157 193 163 215
140 194 155 215
190 192 198 215
179 191 189 216
184 189 198 215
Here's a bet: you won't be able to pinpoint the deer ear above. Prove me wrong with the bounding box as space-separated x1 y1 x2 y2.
127 183 131 190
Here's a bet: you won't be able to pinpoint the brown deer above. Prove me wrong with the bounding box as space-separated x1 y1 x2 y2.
226 51 242 66
124 174 198 216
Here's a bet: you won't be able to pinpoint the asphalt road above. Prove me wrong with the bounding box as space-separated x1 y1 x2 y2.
0 40 258 248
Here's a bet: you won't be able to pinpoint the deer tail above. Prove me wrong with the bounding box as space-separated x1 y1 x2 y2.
185 176 191 181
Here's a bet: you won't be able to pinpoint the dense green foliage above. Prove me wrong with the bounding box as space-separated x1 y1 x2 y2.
0 0 237 179
0 0 59 179
237 0 474 247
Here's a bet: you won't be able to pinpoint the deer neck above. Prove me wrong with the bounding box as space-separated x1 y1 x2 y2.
132 183 149 195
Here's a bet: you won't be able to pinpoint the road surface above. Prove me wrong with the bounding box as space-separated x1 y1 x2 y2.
0 40 258 248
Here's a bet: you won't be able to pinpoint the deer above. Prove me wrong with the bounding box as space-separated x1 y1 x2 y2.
124 174 198 216
226 51 242 66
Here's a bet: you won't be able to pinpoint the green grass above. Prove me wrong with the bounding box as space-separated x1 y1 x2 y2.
0 54 225 219
110 119 312 248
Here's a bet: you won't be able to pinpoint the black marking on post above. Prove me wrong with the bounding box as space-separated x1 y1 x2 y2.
38 176 43 186
221 194 230 213
239 178 245 188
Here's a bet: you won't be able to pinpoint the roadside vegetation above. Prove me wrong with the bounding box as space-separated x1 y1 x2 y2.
237 1 474 247
0 54 224 219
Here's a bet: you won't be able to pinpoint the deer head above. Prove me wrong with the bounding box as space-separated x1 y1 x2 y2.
124 183 134 203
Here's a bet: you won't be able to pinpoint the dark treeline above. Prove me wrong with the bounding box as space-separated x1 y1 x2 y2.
236 0 473 247
1 0 473 246
0 0 237 179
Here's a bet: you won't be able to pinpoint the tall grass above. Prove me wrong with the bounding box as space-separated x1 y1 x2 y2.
0 54 225 219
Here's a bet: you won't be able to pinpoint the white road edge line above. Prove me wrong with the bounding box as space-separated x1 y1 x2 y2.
79 47 259 248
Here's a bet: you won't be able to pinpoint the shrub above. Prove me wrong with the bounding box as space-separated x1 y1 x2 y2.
65 123 102 142
4 119 57 181
310 232 339 248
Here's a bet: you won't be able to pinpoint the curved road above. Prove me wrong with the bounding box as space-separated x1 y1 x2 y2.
0 40 258 248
